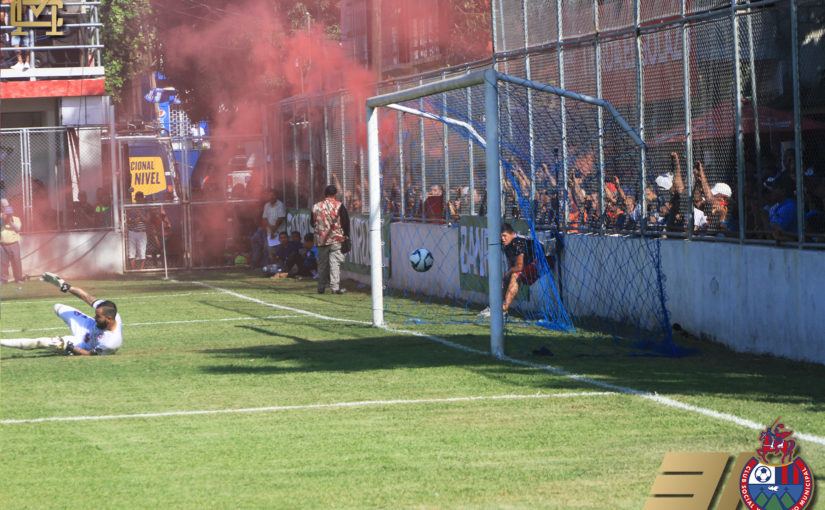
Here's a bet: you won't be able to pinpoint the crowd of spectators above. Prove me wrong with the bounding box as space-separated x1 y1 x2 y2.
371 147 825 244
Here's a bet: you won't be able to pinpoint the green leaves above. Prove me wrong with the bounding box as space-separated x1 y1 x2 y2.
100 0 156 103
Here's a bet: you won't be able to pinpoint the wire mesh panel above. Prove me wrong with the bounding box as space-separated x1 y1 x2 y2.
326 94 345 206
341 95 363 215
183 134 268 270
295 100 312 210
688 18 736 237
641 26 689 235
0 130 27 226
378 84 490 327
493 0 524 53
796 0 825 243
599 0 634 31
526 0 558 47
640 0 682 24
561 0 594 39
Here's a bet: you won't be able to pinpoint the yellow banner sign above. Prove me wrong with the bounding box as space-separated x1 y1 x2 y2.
129 157 166 199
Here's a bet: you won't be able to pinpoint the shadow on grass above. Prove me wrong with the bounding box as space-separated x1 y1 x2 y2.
502 329 825 410
197 324 825 410
198 333 592 389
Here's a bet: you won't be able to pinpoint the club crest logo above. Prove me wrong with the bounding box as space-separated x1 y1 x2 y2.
740 418 815 510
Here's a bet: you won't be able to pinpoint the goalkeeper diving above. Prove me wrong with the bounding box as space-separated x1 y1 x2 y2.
1 273 122 355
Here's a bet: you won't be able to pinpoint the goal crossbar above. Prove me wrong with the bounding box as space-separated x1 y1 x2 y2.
366 69 644 357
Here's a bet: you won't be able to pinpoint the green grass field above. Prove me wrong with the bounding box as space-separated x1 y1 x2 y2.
2 271 823 509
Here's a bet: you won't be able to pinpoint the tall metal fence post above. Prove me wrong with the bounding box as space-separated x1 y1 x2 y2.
747 8 761 237
308 98 315 207
790 0 804 245
442 71 450 214
398 83 406 218
323 94 331 186
523 0 536 204
683 0 695 238
292 104 300 208
635 0 647 235
340 94 348 203
419 78 426 222
594 0 605 228
467 69 475 215
109 105 120 235
558 0 569 233
733 3 746 244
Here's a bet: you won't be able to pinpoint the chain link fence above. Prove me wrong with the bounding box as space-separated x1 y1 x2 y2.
1 127 107 233
277 0 824 247
490 0 825 245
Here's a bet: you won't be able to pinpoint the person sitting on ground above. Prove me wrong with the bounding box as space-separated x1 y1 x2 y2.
269 231 299 275
1 274 122 355
284 233 318 278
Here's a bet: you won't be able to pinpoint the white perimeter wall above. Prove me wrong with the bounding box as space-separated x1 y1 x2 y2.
658 240 825 365
366 223 825 365
20 232 124 279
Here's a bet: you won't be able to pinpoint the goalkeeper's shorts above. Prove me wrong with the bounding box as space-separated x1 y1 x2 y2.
516 261 541 286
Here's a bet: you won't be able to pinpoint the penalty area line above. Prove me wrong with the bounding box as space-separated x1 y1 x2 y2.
190 281 372 325
193 283 825 448
1 315 303 334
0 392 614 424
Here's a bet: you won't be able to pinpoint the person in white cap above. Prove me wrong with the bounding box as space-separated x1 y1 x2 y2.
1 204 24 284
692 160 733 233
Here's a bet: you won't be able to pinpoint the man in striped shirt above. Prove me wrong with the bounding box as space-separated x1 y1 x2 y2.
127 191 148 270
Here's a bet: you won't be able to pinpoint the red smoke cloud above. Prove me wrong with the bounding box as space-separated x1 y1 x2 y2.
154 0 373 139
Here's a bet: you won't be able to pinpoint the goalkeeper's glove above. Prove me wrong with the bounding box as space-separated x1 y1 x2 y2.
55 337 75 355
43 272 71 292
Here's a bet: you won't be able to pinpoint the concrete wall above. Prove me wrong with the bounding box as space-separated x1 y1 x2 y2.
659 240 825 365
20 231 124 279
365 222 825 365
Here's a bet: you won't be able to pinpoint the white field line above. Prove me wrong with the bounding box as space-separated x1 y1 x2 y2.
190 281 372 325
190 283 825 448
0 291 224 306
0 315 303 334
0 392 614 424
386 325 825 447
6 281 825 449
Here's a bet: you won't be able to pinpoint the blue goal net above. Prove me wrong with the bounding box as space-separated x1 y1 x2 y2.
369 73 676 357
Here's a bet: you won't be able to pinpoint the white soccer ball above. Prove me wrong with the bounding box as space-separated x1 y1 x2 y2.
754 466 772 483
409 248 434 272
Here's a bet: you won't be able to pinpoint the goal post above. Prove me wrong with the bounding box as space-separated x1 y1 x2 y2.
367 69 506 355
366 69 671 358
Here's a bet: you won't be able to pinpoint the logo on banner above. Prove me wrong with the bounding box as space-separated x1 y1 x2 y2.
740 418 814 510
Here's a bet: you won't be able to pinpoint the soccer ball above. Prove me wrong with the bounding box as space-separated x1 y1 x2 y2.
409 248 434 272
754 466 772 483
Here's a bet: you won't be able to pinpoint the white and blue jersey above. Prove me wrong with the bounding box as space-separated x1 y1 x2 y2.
55 299 122 355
